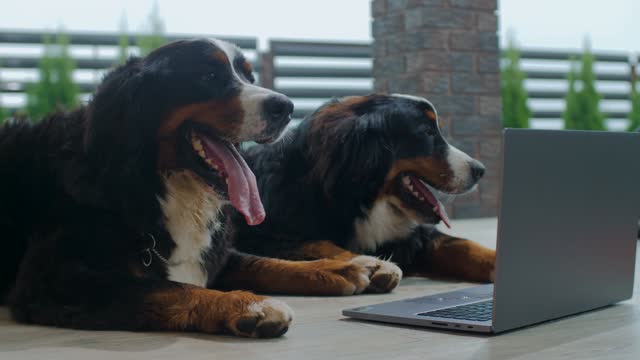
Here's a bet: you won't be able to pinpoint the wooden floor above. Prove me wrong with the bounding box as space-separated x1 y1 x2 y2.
1 218 639 360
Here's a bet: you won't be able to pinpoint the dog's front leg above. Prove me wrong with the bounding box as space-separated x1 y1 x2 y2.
425 230 496 282
215 249 401 295
376 226 495 282
10 266 291 338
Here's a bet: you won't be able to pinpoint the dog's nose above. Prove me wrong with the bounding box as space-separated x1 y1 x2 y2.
264 95 294 125
470 161 486 182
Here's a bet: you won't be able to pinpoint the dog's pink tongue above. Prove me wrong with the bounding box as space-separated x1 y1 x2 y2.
200 136 265 226
410 176 451 228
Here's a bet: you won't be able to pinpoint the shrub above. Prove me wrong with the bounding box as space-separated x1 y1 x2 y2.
0 60 6 124
563 42 606 131
628 72 640 131
137 2 166 56
118 14 130 64
563 58 580 130
26 33 79 121
501 38 530 128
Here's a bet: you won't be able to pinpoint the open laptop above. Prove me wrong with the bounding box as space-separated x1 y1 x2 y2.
343 129 640 334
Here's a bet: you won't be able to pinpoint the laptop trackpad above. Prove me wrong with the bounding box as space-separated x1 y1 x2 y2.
407 284 494 306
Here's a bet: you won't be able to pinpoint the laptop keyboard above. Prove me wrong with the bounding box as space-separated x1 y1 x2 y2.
418 300 493 322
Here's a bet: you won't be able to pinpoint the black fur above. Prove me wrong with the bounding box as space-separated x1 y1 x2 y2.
0 38 292 333
235 94 456 266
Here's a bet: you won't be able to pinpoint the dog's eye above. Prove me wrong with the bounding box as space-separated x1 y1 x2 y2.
417 125 434 136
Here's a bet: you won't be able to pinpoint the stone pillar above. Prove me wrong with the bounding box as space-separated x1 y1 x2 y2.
372 0 502 218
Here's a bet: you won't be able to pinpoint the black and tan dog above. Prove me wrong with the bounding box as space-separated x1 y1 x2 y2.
0 39 388 338
235 94 497 293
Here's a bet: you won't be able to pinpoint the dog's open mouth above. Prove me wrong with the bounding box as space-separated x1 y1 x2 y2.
188 129 265 226
397 173 451 228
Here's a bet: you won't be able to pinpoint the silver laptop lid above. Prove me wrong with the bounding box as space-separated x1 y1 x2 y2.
492 129 640 333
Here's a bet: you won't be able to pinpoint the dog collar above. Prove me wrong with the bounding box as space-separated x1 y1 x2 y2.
141 233 170 267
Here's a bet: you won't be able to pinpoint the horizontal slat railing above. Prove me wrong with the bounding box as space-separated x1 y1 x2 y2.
532 110 630 119
517 49 636 129
1 57 114 69
1 32 638 128
265 40 373 120
0 30 259 113
266 41 638 126
1 82 95 93
519 49 630 63
269 40 371 58
275 87 371 99
524 69 631 82
274 66 372 78
0 31 257 49
528 90 630 101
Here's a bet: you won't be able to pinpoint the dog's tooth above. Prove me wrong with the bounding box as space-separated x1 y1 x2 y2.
412 191 419 197
419 196 425 201
198 150 206 158
402 177 410 185
193 141 203 151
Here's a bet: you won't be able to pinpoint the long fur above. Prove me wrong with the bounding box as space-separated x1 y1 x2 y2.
235 94 495 282
0 39 297 338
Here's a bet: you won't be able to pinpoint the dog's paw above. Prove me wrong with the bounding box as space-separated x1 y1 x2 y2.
350 255 403 293
227 298 294 338
322 259 373 295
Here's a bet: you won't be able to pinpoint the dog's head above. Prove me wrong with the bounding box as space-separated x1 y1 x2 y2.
303 94 484 227
84 38 293 224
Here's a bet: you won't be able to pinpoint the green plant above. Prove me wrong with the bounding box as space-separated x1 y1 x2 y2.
563 58 580 130
137 1 166 56
118 14 130 64
501 38 530 128
0 106 6 124
0 60 6 124
628 72 640 131
26 32 79 121
563 42 606 131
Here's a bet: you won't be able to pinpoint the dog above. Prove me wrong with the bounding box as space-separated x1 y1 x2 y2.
1 39 385 338
234 94 497 293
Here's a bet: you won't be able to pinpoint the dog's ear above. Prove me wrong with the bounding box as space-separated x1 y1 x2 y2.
307 109 394 211
81 57 165 217
85 55 174 158
84 57 143 157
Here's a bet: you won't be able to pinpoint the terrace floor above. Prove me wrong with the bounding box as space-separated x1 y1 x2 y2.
1 217 639 360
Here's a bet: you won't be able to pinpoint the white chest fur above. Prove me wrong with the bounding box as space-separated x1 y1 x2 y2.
351 199 415 253
158 171 225 287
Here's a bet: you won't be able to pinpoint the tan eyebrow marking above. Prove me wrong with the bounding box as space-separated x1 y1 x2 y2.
425 110 437 121
211 50 229 64
242 60 253 75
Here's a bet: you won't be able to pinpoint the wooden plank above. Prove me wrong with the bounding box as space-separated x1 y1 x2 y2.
0 218 638 360
270 40 371 58
1 82 95 93
519 49 630 63
525 70 631 82
528 90 630 100
275 86 372 98
533 110 630 119
275 66 372 78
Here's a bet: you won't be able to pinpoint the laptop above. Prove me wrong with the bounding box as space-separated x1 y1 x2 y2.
343 129 640 334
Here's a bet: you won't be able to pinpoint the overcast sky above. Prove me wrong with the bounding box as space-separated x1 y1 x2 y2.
0 0 637 53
